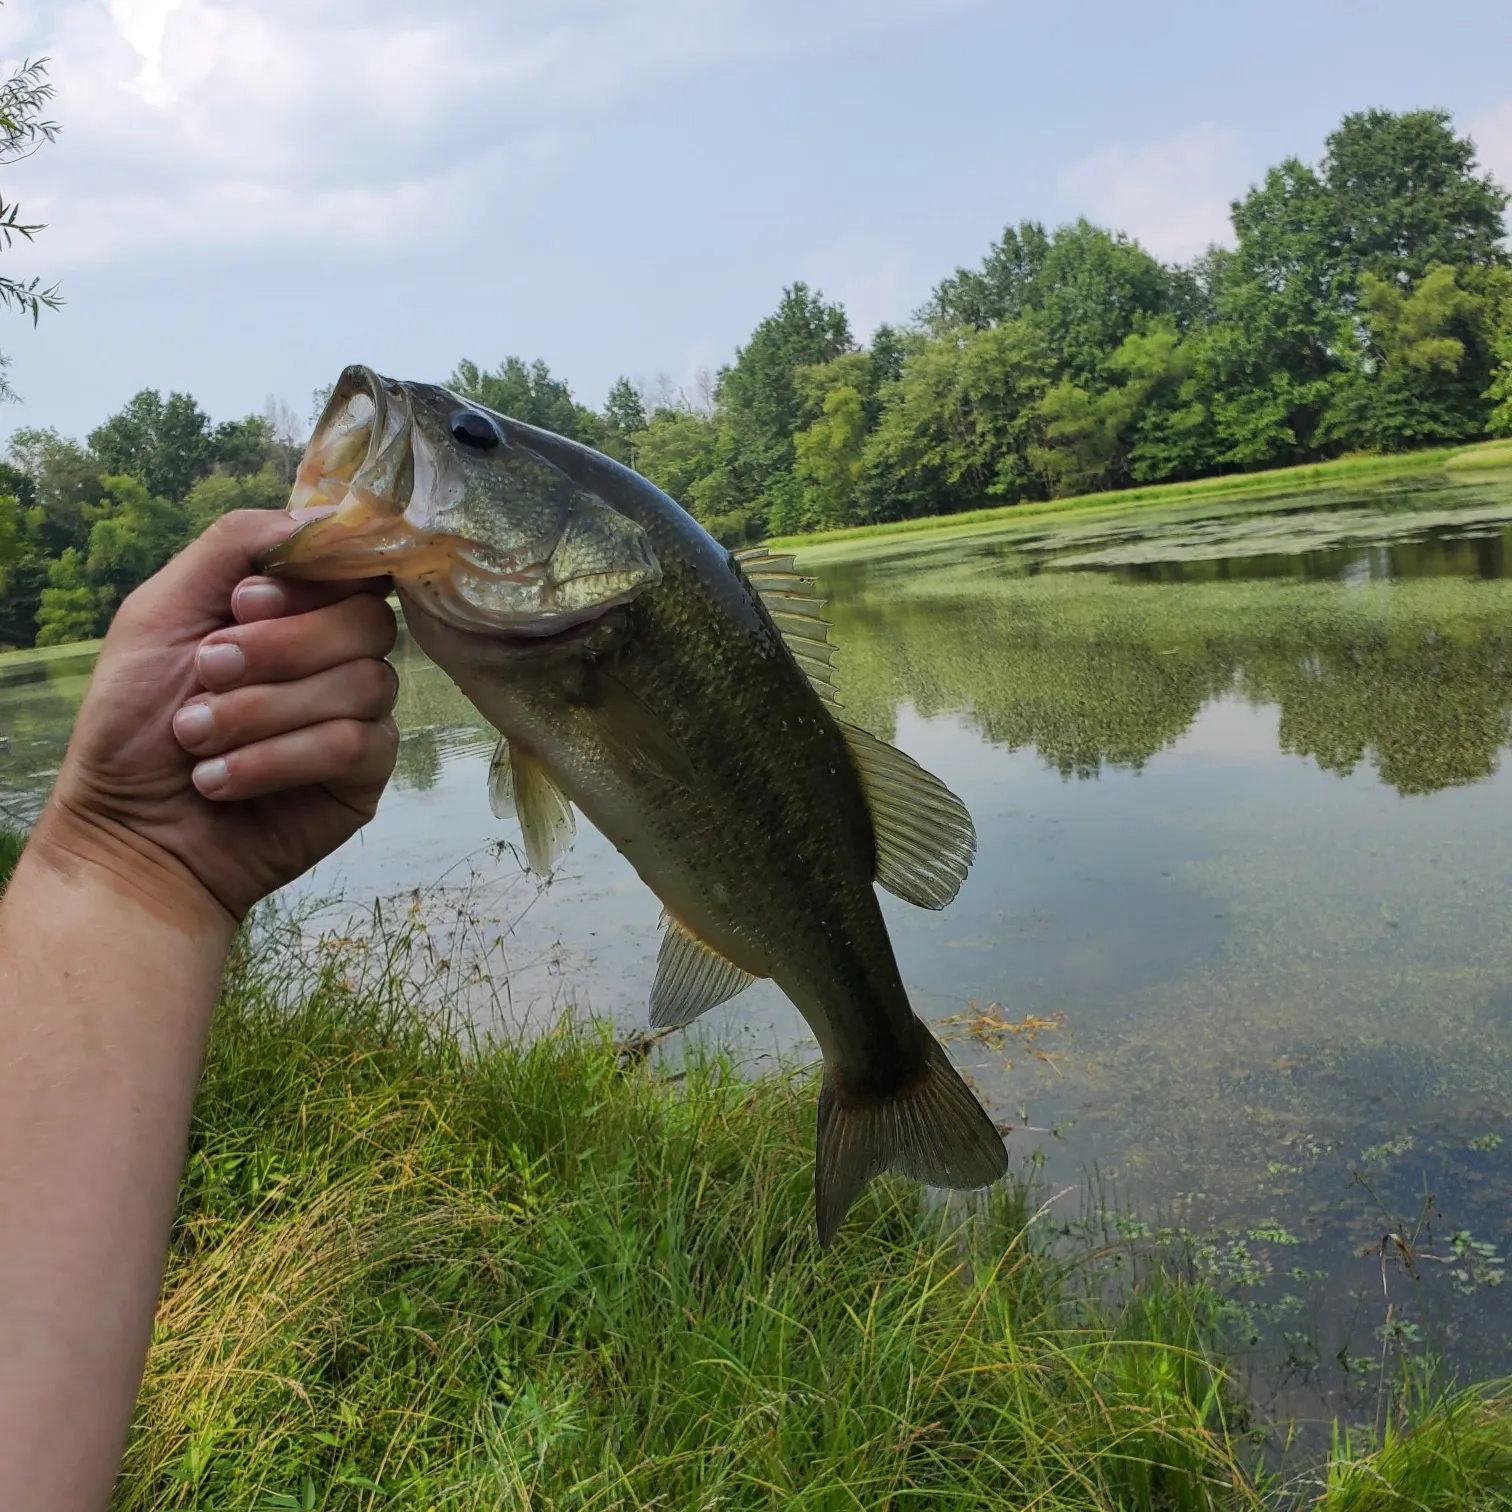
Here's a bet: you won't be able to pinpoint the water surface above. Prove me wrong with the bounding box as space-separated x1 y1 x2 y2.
7 469 1512 1432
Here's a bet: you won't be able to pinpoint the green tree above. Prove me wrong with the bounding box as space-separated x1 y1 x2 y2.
595 377 648 466
862 320 1053 521
1030 380 1139 495
923 221 1051 331
1022 220 1172 388
86 474 190 603
1323 108 1509 287
1112 322 1218 482
0 462 41 646
209 414 278 477
184 466 289 533
88 389 216 501
603 377 647 436
791 385 868 530
34 548 107 646
1030 321 1220 494
1336 263 1492 447
923 219 1170 388
7 427 102 557
1488 314 1512 437
449 357 600 442
713 283 853 523
1206 161 1354 464
785 350 892 529
633 408 720 513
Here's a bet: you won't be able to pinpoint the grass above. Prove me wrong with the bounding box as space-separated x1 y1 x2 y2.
1444 439 1512 473
113 905 1270 1510
1322 1379 1512 1509
0 823 22 884
3 777 1512 1504
766 443 1485 554
0 635 104 675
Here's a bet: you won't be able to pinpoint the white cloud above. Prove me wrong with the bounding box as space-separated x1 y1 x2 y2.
803 238 914 340
2 0 978 270
1057 123 1244 262
1469 98 1512 200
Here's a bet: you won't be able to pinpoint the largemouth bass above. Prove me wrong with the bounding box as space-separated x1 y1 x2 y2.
258 365 1007 1242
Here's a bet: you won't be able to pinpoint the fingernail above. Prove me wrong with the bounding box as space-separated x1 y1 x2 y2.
172 702 214 747
197 641 246 685
192 757 230 796
233 579 285 621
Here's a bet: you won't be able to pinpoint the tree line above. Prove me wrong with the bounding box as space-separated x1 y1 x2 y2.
2 106 1511 648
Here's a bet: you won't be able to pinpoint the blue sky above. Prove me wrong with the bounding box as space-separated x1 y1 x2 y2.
3 0 1512 445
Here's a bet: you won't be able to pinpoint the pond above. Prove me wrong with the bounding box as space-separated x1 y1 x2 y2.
6 466 1512 1436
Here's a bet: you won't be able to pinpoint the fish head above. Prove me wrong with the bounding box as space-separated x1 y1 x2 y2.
256 364 661 637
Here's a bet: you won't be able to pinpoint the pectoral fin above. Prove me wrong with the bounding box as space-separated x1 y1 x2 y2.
840 723 976 910
650 913 758 1028
592 669 698 791
490 738 575 875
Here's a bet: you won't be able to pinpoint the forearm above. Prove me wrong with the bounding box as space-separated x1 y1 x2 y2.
0 813 234 1510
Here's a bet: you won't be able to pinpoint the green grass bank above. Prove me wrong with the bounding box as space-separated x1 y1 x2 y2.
3 830 1512 1505
765 439 1512 556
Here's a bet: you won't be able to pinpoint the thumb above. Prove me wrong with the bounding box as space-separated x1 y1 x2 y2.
115 511 298 644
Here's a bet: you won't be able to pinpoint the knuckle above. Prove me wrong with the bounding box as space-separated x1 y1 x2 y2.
355 657 397 710
353 592 398 651
328 718 369 765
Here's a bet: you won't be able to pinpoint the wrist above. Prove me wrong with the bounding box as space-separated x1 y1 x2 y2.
25 800 239 947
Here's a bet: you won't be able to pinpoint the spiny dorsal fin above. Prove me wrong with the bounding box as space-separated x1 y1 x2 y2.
733 546 840 711
840 722 976 910
494 738 575 876
650 913 759 1028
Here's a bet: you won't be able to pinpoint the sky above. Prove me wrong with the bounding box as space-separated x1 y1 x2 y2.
2 0 1512 445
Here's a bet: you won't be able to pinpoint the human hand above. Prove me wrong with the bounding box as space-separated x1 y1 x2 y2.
36 510 399 926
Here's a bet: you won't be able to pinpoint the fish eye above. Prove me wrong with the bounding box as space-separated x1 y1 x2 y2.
451 411 502 451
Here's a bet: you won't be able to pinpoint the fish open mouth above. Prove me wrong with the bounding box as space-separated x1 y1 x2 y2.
255 364 664 637
258 365 460 581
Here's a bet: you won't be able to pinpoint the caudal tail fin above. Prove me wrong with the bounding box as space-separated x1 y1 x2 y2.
815 1021 1008 1246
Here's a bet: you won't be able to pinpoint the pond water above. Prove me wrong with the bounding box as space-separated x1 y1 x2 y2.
7 467 1512 1435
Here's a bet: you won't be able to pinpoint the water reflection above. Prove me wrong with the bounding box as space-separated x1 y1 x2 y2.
7 475 1512 1425
823 569 1512 795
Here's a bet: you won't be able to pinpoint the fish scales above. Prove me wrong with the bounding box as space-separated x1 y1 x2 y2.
259 366 1008 1243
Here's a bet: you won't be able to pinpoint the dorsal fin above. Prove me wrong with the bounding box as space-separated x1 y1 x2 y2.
840 722 976 910
733 546 840 711
488 735 576 876
650 913 759 1028
734 547 975 910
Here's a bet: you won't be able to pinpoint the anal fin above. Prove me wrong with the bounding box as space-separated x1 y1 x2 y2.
815 1022 1006 1246
841 723 976 910
650 914 758 1028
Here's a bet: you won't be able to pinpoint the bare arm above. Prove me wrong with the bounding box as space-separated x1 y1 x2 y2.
0 511 399 1510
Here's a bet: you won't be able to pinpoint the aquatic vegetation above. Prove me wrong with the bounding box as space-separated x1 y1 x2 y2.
770 447 1474 555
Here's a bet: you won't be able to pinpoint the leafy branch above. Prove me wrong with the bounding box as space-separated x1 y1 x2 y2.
0 56 60 323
